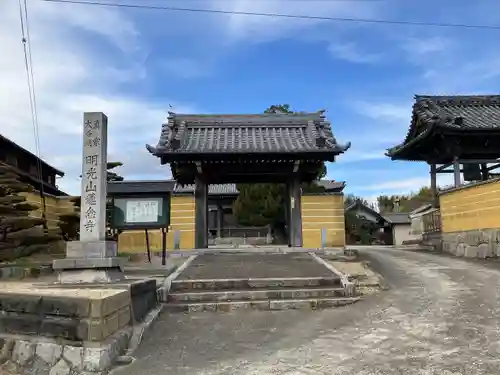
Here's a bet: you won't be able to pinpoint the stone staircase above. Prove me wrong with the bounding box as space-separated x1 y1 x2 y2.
165 276 360 312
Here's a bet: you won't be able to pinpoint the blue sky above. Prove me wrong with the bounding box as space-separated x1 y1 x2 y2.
1 0 500 204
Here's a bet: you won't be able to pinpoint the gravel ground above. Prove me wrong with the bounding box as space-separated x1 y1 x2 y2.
114 247 500 375
177 253 335 279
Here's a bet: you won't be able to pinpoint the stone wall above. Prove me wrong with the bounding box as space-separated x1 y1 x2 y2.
442 228 500 258
0 279 159 374
0 329 130 374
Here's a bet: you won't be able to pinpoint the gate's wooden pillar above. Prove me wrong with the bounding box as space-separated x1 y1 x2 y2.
195 173 208 248
453 157 461 187
287 175 303 247
216 204 224 238
430 163 439 208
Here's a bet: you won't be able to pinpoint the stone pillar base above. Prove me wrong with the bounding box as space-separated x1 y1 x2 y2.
53 240 125 284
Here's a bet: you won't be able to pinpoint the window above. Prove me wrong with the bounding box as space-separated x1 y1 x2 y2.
5 154 17 167
29 164 38 176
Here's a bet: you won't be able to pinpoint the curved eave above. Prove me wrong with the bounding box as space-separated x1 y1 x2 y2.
385 126 434 161
146 146 350 163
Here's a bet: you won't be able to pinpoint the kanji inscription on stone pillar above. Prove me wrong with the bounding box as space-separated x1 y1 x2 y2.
80 112 108 242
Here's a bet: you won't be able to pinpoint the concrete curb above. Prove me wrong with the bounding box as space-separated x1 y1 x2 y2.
125 304 164 357
158 247 345 256
158 255 197 302
309 252 356 297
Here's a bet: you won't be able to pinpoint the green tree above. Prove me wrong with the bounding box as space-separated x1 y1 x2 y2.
344 194 369 208
58 196 81 241
107 161 124 182
233 104 326 238
377 186 435 213
106 162 123 240
0 165 61 261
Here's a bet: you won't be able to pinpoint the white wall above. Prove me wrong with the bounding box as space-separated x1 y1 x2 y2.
392 223 420 245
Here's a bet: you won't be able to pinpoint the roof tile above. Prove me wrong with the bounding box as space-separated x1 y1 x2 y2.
147 111 350 156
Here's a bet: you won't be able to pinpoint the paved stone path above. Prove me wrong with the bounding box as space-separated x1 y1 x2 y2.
114 247 500 375
177 253 335 279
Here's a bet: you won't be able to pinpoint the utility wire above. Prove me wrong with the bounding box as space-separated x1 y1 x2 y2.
18 0 48 227
40 0 500 30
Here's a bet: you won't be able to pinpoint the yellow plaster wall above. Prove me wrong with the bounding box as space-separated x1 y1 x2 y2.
301 194 345 248
118 195 195 252
440 179 500 233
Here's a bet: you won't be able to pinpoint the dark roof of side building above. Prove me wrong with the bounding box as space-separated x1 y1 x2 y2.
146 111 351 160
0 134 64 176
107 180 176 194
386 95 500 160
173 183 239 195
382 212 411 224
107 179 345 196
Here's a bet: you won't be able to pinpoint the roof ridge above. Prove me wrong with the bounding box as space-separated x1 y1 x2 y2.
416 95 500 106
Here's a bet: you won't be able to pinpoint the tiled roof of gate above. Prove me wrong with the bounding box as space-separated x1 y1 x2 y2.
146 111 350 156
387 95 500 158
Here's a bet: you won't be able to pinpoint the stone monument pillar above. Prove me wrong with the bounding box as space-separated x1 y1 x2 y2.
53 112 125 283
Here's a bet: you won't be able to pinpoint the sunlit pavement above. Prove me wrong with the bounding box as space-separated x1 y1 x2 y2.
114 246 500 375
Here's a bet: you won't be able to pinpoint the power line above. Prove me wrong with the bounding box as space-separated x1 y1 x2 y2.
40 0 500 30
18 0 48 225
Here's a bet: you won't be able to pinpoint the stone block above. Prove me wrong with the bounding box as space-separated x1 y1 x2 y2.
40 316 86 341
0 293 90 318
100 291 130 318
0 313 41 336
53 257 124 270
35 342 62 366
465 245 479 258
83 347 111 372
56 268 125 284
269 299 312 311
12 340 35 366
65 240 117 259
88 306 130 341
62 345 83 370
455 243 466 257
49 358 70 375
477 243 492 259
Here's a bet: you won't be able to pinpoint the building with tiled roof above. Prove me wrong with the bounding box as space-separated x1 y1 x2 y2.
387 95 500 163
146 110 350 184
386 95 500 257
144 110 350 249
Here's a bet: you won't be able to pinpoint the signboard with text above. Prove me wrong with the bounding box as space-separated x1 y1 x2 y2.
111 194 170 230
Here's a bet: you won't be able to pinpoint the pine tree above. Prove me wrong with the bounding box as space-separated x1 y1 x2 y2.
58 196 81 241
0 165 61 261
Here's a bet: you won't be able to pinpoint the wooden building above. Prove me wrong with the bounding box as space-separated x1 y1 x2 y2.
0 134 66 196
145 110 350 249
387 95 500 257
0 134 72 228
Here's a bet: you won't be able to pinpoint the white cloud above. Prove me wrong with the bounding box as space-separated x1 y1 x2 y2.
328 42 382 64
358 174 455 195
352 101 411 124
211 0 383 43
336 150 386 163
160 57 210 79
401 36 450 60
0 0 195 196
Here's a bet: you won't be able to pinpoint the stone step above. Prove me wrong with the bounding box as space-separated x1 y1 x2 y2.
167 287 346 303
170 277 342 292
165 297 360 313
